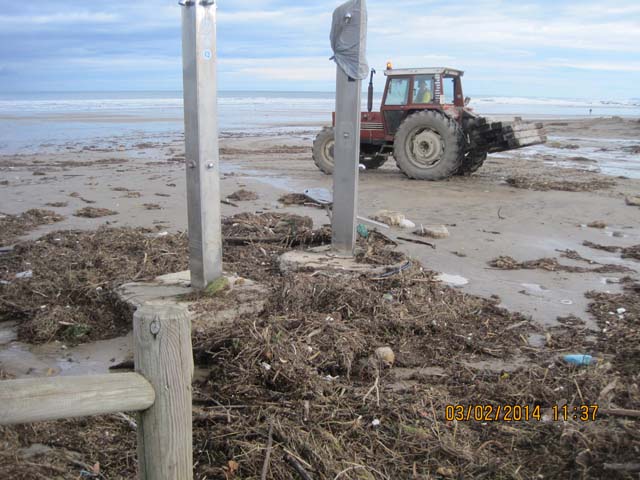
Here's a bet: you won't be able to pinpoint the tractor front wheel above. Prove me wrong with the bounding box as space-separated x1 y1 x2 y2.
393 111 464 180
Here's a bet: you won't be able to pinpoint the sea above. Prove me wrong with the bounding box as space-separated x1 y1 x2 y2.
0 90 639 176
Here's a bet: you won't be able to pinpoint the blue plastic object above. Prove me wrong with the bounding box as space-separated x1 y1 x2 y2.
563 354 593 366
357 224 369 239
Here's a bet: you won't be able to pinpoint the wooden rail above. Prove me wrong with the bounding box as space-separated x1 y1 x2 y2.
0 304 194 480
0 373 154 425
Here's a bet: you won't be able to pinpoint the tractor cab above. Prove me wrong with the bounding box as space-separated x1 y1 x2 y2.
382 67 465 108
376 67 466 135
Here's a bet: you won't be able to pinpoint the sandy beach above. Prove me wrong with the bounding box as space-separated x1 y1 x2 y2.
1 116 639 332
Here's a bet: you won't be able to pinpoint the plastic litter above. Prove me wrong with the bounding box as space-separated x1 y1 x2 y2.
373 209 415 228
330 0 369 80
303 188 332 205
15 270 33 279
563 354 594 366
356 224 369 238
374 261 412 279
436 273 469 287
260 362 272 371
399 218 416 229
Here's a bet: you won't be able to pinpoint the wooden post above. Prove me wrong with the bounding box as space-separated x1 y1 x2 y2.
134 304 194 480
180 0 223 289
0 373 155 425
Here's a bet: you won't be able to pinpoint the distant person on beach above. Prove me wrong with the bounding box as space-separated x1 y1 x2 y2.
589 108 593 115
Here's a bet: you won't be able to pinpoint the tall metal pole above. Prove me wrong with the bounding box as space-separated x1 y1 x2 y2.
331 1 367 257
180 0 223 289
332 70 362 256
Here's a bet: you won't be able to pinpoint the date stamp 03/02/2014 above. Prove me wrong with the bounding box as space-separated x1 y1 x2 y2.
445 404 599 422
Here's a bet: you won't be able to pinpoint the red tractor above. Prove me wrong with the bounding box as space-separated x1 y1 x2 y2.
312 65 546 180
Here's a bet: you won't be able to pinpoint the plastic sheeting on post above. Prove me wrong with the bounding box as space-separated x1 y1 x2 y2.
330 0 369 80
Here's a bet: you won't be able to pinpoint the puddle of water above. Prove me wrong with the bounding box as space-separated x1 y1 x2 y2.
528 333 546 348
236 167 298 191
436 273 469 287
0 321 131 378
492 136 640 179
0 321 18 345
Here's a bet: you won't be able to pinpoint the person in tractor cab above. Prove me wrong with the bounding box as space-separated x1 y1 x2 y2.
414 78 432 103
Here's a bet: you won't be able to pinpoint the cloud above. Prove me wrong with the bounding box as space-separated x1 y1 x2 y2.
0 12 118 28
548 60 640 72
0 0 638 97
222 57 335 82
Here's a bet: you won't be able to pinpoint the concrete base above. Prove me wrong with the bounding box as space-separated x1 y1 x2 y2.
117 270 268 331
279 245 406 276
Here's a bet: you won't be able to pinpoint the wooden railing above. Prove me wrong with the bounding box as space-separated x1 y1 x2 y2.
0 304 194 480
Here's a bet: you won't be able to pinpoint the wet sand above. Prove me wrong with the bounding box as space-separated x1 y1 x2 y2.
1 116 639 376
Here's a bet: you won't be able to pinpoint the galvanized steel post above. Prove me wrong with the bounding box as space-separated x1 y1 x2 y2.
331 1 367 257
180 0 223 289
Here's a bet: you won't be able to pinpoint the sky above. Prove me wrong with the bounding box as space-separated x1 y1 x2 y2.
0 0 639 99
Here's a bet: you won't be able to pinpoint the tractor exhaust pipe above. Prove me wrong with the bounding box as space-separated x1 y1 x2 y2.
367 68 376 112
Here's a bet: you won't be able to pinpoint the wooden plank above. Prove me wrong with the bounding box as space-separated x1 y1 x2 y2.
134 304 194 480
0 373 155 425
508 135 547 148
510 122 544 132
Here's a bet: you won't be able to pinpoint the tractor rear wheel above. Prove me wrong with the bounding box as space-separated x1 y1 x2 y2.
393 111 464 180
312 127 388 174
456 151 488 176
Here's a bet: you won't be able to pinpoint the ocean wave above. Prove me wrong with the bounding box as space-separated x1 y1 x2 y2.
0 96 339 114
0 92 638 116
471 96 640 109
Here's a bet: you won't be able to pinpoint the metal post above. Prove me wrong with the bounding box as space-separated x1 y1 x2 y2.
180 0 222 289
332 70 362 255
331 1 367 257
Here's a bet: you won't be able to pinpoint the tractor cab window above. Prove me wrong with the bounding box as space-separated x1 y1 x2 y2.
443 76 456 104
413 75 434 104
386 78 410 106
